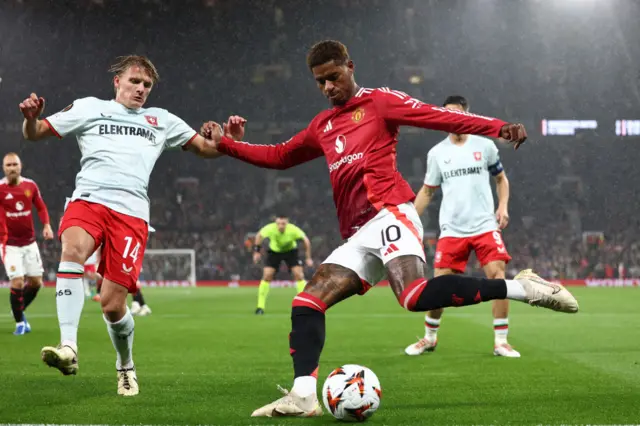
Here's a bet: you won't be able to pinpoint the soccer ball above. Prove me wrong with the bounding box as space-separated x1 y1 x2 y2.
322 364 382 422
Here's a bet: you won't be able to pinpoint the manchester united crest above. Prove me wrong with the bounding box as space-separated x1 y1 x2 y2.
24 189 32 198
352 107 365 123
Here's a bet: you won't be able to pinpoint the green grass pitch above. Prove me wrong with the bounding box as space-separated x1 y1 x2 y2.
0 287 638 425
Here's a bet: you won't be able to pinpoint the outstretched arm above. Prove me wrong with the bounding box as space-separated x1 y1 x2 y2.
376 88 527 149
212 125 324 170
184 134 223 158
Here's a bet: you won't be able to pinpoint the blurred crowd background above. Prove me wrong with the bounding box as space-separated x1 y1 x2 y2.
1 0 639 281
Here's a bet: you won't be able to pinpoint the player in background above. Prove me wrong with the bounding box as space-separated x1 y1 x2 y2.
130 281 151 316
253 214 314 315
83 247 101 302
203 40 579 417
19 55 231 396
404 96 518 358
0 153 53 335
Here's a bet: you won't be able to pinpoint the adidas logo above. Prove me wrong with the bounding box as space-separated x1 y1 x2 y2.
383 243 399 257
4 193 13 200
323 120 333 133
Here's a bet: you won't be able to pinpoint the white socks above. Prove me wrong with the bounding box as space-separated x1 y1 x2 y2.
104 307 135 370
57 261 85 351
424 316 441 341
505 279 526 301
292 376 317 398
493 318 509 345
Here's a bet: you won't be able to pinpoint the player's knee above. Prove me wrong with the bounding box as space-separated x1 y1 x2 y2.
262 271 275 281
484 263 506 279
26 276 42 288
10 277 24 289
397 278 428 312
99 281 129 321
100 296 127 322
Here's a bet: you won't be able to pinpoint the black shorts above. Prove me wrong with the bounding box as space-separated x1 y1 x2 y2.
265 249 302 270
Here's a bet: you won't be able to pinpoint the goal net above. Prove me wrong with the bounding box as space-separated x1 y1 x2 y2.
142 249 196 287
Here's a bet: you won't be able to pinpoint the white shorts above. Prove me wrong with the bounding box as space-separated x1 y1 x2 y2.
322 203 425 291
0 242 44 280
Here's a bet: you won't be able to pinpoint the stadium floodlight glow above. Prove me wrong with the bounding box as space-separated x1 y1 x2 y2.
541 119 598 136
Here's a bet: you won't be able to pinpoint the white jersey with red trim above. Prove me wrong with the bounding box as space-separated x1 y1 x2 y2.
425 135 502 238
44 97 197 222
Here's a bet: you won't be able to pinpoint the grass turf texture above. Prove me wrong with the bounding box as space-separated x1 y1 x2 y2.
0 287 638 425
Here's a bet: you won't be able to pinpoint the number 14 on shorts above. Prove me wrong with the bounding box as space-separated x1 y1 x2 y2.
122 236 141 273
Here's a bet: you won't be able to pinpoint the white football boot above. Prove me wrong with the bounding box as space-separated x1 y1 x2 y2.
493 343 521 358
404 336 438 356
136 305 152 317
515 269 579 313
41 344 78 375
130 301 142 315
117 367 139 396
251 386 323 417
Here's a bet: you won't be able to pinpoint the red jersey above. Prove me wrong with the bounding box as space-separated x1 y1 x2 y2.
218 87 507 239
0 177 50 246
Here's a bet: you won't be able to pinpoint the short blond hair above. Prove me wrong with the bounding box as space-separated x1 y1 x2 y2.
108 55 160 84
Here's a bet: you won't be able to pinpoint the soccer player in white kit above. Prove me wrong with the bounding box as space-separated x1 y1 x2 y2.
19 55 232 396
405 96 520 358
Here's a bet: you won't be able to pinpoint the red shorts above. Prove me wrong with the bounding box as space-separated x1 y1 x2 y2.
59 200 148 293
84 264 96 275
434 230 511 273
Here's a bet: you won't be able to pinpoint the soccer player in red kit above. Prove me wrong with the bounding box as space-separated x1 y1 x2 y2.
0 152 53 335
204 40 579 417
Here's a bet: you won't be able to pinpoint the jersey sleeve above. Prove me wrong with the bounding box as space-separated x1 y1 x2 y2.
373 88 507 138
424 150 442 187
32 183 51 225
165 112 198 150
291 224 306 240
258 223 274 238
486 140 504 176
43 97 94 138
217 127 324 170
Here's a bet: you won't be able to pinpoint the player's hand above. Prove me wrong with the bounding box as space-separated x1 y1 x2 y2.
495 206 509 229
253 251 262 264
305 257 314 268
19 93 46 120
223 115 247 141
42 224 54 240
499 123 527 150
200 121 223 144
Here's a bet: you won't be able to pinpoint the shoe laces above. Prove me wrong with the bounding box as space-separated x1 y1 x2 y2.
118 368 135 390
496 343 514 351
276 385 289 396
414 336 433 349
